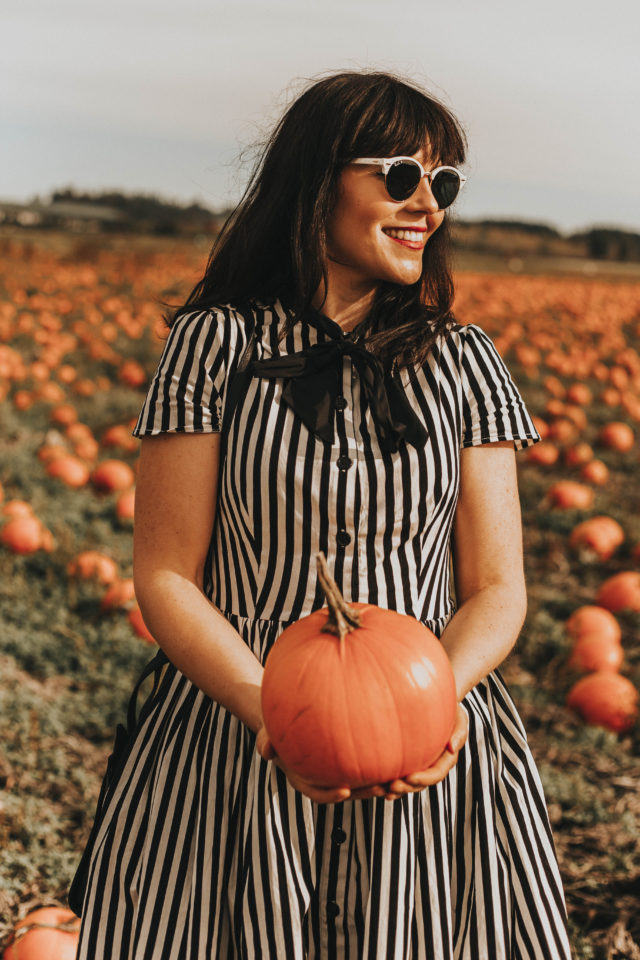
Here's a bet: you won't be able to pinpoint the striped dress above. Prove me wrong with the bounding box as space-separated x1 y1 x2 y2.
73 300 572 959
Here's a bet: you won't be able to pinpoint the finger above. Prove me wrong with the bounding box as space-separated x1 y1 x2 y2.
255 726 277 760
289 774 351 805
404 751 459 788
349 785 386 800
446 712 469 753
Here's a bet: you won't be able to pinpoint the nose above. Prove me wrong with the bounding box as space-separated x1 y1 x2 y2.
406 175 440 215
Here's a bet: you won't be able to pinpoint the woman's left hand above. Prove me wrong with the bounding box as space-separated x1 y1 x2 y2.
349 703 469 801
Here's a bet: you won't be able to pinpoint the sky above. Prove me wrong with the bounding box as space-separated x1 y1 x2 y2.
3 0 640 234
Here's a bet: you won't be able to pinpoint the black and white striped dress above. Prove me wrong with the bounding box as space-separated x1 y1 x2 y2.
74 301 572 959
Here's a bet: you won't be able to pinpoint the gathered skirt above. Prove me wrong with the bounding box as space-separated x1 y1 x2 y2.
73 611 571 959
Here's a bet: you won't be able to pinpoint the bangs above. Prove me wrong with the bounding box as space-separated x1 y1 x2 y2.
339 76 466 168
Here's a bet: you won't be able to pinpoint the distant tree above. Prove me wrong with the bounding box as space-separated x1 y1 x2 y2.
457 219 560 238
570 228 640 262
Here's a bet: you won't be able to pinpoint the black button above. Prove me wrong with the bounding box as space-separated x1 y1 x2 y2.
337 455 352 471
326 900 340 918
332 828 347 845
336 530 351 547
335 396 347 411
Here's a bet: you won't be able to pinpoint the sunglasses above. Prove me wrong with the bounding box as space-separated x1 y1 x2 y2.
351 156 466 208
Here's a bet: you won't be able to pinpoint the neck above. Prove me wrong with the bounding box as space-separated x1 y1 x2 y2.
312 271 378 332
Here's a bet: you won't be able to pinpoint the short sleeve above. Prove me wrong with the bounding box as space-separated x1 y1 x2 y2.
460 324 540 451
131 308 238 438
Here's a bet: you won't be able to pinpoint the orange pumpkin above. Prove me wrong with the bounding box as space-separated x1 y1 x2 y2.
49 403 78 427
596 571 640 613
67 550 119 585
101 424 139 453
64 422 94 443
2 500 35 519
547 418 577 445
547 481 594 510
261 553 457 788
568 636 624 673
568 516 624 561
1 516 43 554
45 455 90 488
566 606 621 646
116 488 136 521
3 906 80 960
118 359 147 388
526 442 559 466
101 578 136 611
567 672 638 733
580 459 609 486
531 416 549 440
91 459 135 493
566 383 592 405
598 421 634 452
563 443 593 467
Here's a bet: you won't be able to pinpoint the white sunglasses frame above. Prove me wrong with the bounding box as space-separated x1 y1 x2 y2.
351 157 467 205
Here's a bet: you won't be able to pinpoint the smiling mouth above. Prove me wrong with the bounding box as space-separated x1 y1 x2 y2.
383 227 427 248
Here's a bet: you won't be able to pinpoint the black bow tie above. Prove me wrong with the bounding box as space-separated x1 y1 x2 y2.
251 330 427 454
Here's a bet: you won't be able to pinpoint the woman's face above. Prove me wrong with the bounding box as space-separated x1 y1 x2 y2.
324 147 445 295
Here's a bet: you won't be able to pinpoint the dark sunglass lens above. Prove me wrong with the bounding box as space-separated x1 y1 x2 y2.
386 161 421 201
431 170 460 209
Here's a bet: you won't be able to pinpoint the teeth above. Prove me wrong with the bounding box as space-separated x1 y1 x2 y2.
385 229 424 242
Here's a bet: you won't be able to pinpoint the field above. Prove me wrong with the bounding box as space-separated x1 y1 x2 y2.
0 230 639 958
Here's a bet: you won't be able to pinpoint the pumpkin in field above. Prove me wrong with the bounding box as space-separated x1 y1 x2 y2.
116 488 136 522
49 403 78 427
91 459 135 493
3 906 81 960
580 459 609 486
566 383 592 406
567 672 638 733
547 481 594 510
2 500 35 519
101 577 136 611
45 455 90 488
566 606 621 646
526 441 559 466
101 424 139 453
67 550 119 585
568 516 624 561
567 636 624 673
1 515 44 554
261 553 457 788
598 421 634 452
531 416 549 440
563 442 593 467
596 571 640 613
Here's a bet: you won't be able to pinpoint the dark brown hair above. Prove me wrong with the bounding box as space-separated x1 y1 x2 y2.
171 71 467 370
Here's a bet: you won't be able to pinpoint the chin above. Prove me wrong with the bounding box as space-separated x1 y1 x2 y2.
386 267 423 286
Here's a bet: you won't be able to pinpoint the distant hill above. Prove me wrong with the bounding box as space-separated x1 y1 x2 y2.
0 189 230 236
452 219 640 263
1 190 639 263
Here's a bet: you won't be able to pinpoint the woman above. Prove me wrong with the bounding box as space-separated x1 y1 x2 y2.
71 71 572 959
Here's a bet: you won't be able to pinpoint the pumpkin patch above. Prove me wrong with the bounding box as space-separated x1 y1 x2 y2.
0 236 639 955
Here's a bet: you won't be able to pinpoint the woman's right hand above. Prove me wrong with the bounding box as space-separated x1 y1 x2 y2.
255 725 361 805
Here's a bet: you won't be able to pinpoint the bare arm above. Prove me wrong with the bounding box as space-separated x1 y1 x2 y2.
441 440 528 700
368 440 528 801
134 433 360 804
132 433 264 734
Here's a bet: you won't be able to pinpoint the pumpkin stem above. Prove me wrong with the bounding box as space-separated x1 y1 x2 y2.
316 552 362 644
